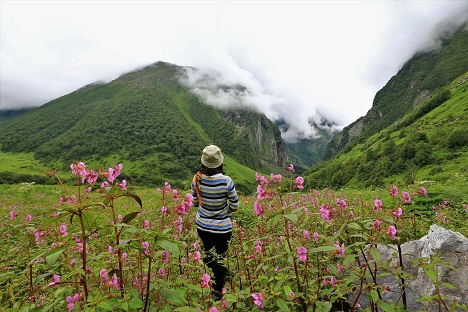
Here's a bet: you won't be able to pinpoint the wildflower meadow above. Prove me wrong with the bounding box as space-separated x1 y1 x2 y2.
1 162 467 311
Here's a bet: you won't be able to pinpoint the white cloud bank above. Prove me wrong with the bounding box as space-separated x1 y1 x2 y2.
1 0 467 142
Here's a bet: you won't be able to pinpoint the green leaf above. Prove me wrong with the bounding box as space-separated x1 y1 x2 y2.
370 289 379 303
347 222 362 230
122 211 140 224
128 296 144 309
173 307 199 312
156 238 181 258
370 247 381 263
46 249 64 266
223 294 238 303
441 282 458 290
283 285 292 298
161 289 188 305
424 268 438 283
315 301 332 312
308 246 340 253
97 302 113 310
276 298 289 311
376 299 397 312
117 193 143 208
283 213 298 224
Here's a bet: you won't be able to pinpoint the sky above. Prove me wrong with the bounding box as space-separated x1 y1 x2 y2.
1 0 467 142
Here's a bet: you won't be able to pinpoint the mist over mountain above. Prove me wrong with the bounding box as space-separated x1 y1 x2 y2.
325 23 468 160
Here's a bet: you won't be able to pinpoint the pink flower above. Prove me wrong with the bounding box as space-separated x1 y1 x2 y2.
373 219 381 231
270 173 282 182
333 242 345 257
85 169 98 185
418 187 428 197
331 276 337 286
161 206 168 216
254 200 264 217
392 207 403 220
162 250 170 262
389 186 399 198
26 214 33 222
110 273 120 290
100 269 109 283
297 247 307 262
402 192 411 203
252 293 264 309
256 184 266 200
209 307 219 312
60 225 67 236
388 225 397 240
143 219 150 229
70 162 87 176
374 199 383 211
288 164 294 172
141 242 150 255
337 198 347 210
201 273 210 289
320 205 332 223
48 274 60 286
117 180 127 191
295 176 304 189
303 230 310 240
289 291 295 298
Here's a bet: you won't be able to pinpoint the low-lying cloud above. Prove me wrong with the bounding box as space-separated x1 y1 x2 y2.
180 66 336 143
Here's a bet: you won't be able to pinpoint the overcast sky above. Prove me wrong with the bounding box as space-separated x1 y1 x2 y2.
1 0 467 141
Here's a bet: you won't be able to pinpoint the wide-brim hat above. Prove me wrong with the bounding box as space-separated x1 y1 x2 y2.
201 145 224 168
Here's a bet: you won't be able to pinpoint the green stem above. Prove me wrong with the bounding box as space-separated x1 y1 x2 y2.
78 212 89 300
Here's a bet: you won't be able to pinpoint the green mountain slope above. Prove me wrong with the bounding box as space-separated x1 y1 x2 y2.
304 72 468 190
0 62 285 191
325 24 468 159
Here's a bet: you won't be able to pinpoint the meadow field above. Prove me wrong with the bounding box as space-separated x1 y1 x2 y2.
1 162 467 311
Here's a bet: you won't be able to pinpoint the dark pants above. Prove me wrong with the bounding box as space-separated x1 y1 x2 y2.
197 229 232 293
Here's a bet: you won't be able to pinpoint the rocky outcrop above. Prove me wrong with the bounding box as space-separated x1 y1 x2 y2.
351 225 468 311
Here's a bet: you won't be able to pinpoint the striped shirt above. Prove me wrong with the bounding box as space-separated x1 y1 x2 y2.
191 173 239 234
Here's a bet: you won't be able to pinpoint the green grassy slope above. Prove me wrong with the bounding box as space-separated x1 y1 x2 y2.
325 24 468 159
304 73 468 196
0 62 280 191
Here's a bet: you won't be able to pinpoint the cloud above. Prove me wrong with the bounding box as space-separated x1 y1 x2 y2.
180 64 324 143
1 0 467 142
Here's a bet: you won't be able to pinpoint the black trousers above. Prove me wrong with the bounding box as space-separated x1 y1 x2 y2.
197 229 232 293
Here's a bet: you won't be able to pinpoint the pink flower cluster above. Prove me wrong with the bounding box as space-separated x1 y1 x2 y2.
69 162 127 190
252 292 264 309
66 293 82 311
100 269 120 290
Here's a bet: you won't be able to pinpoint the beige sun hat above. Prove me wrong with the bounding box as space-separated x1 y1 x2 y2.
201 145 224 168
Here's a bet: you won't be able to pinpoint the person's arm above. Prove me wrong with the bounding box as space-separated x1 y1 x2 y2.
191 180 200 208
227 177 239 212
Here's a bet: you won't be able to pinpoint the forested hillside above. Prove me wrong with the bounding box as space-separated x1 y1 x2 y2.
304 72 468 190
0 62 285 191
325 24 468 159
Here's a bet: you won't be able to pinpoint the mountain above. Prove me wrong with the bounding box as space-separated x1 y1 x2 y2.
0 62 286 191
325 24 468 160
303 71 468 190
0 107 34 122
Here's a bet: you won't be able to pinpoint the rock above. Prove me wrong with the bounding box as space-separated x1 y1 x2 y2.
350 224 468 311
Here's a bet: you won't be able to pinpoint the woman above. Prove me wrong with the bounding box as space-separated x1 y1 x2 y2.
191 145 239 300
